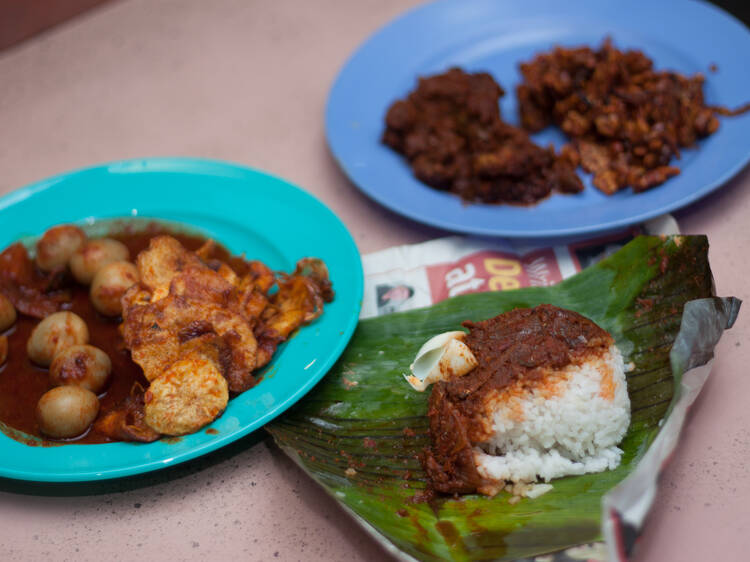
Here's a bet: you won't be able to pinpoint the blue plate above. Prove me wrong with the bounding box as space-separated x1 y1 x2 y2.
0 158 363 482
326 0 750 238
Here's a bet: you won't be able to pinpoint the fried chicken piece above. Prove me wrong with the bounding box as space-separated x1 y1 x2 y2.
123 236 266 393
143 352 229 436
136 235 204 298
170 265 235 307
197 305 258 392
263 276 324 337
133 235 275 325
255 276 320 369
291 258 334 302
122 290 259 391
194 239 217 262
119 236 333 437
120 294 182 382
231 261 275 325
254 259 334 368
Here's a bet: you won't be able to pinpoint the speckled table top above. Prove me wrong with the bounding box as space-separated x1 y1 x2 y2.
0 1 748 561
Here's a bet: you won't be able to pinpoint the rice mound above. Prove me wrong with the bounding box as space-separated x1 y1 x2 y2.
474 344 630 486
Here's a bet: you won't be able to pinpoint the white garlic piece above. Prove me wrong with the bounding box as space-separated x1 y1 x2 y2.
405 331 478 391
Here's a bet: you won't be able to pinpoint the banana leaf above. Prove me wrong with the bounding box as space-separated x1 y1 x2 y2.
267 235 728 561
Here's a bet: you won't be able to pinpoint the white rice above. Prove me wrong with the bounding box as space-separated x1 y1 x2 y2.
474 344 630 490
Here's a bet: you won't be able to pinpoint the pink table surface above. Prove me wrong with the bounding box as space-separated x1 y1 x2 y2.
0 1 748 561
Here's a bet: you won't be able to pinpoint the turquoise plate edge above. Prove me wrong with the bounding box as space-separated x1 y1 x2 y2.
0 157 364 482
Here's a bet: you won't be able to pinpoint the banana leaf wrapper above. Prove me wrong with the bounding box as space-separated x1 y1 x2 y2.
267 235 739 561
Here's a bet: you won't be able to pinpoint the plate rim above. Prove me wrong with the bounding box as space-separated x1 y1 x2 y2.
0 156 364 482
325 0 750 238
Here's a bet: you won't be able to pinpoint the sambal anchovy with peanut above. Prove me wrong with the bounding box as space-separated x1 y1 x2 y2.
517 38 750 194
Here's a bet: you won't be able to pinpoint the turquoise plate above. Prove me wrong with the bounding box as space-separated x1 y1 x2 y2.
0 158 363 482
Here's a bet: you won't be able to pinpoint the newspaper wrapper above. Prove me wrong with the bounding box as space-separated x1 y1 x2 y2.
360 215 678 319
358 215 738 561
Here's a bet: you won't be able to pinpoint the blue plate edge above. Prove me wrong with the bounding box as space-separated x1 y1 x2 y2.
324 0 750 239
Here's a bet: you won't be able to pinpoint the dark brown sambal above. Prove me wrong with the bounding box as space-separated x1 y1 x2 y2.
382 68 583 205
